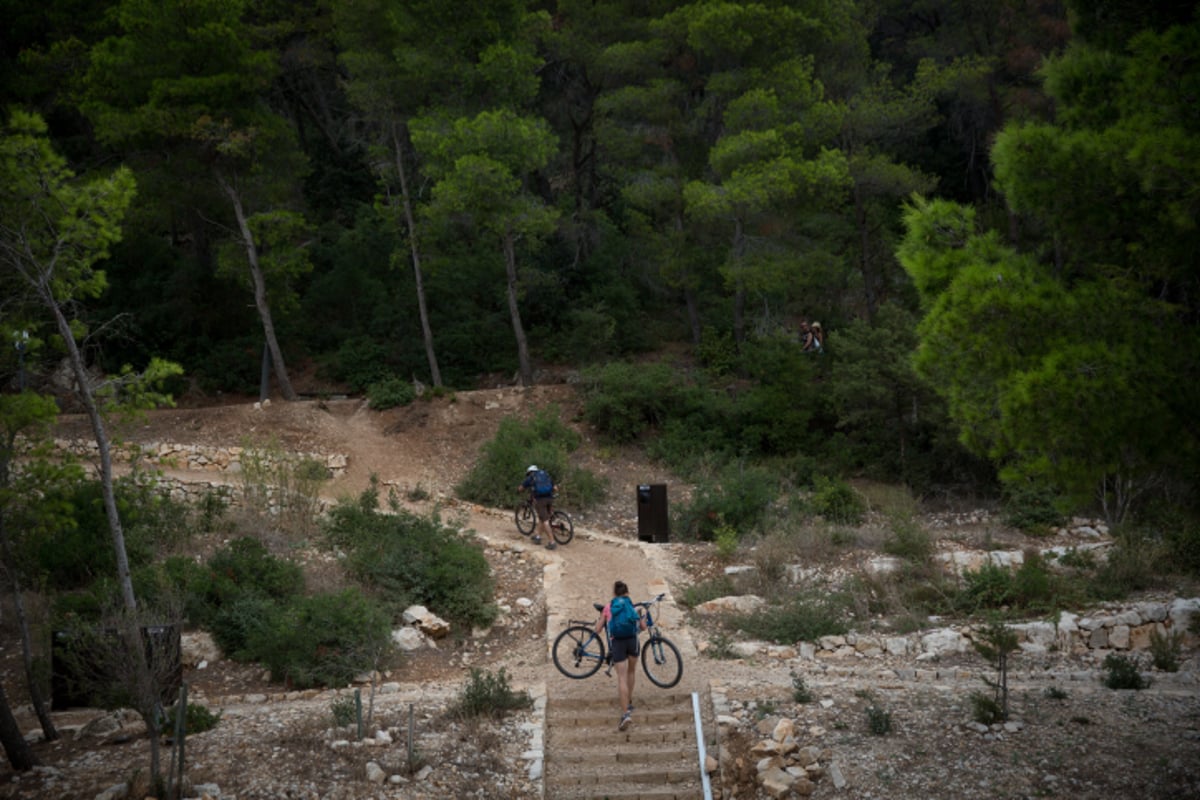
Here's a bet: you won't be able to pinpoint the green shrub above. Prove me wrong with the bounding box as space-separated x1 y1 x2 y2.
674 461 778 541
367 376 416 410
331 336 393 393
883 516 933 563
697 327 737 376
450 668 531 719
808 476 865 525
714 522 739 560
324 493 498 628
163 701 221 734
202 537 305 605
969 691 1004 725
454 406 604 510
679 577 735 609
1088 533 1167 600
790 670 813 703
580 361 691 444
1148 629 1183 672
248 589 393 689
1001 483 1064 533
705 631 736 660
1102 653 1150 690
865 705 892 735
732 592 850 644
330 694 358 727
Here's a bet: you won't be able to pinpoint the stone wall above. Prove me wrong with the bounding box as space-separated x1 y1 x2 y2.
50 438 348 478
694 595 1200 664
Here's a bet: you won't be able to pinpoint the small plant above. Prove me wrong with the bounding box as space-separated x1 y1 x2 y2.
706 631 736 660
451 668 531 719
1102 653 1150 690
970 691 1005 725
865 704 892 735
330 694 357 727
809 475 865 525
1043 686 1068 700
163 701 221 734
790 670 813 703
1148 628 1183 672
755 699 778 719
972 621 1018 721
883 516 933 563
367 376 416 410
714 522 739 561
405 483 431 502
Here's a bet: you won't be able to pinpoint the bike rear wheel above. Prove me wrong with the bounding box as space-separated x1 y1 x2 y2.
550 510 574 544
515 502 536 535
552 625 605 679
641 632 683 688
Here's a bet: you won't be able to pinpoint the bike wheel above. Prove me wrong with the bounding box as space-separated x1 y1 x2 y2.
552 625 605 679
641 633 683 688
515 502 536 535
550 510 574 545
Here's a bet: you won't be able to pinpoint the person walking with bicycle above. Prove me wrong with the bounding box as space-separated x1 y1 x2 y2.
518 465 558 551
595 580 646 730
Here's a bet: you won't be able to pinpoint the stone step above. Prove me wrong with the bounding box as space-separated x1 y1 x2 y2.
545 689 710 800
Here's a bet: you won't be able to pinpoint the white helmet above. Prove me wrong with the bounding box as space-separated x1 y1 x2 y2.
526 465 538 473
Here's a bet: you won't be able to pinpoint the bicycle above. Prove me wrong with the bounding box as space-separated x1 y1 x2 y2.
552 592 683 688
515 490 574 545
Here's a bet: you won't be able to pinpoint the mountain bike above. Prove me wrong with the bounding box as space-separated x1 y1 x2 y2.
515 490 574 545
552 592 683 688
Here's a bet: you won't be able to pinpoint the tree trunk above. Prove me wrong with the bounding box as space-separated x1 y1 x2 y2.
854 183 879 322
0 515 58 742
45 296 138 613
502 232 533 387
732 218 746 348
391 124 442 387
218 173 298 401
0 680 35 771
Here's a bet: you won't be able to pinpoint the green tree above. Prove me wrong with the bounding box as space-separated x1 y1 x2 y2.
84 0 310 400
410 109 560 387
0 111 182 788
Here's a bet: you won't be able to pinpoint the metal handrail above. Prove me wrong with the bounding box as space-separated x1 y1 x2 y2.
691 692 713 800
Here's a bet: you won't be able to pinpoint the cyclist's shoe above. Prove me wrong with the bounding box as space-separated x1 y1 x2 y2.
531 535 542 544
545 541 557 551
618 711 632 731
627 703 634 713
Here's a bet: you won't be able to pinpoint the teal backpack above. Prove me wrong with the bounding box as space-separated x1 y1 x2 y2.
608 595 639 639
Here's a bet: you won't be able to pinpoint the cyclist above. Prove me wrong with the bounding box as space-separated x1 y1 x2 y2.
595 580 646 730
518 465 558 551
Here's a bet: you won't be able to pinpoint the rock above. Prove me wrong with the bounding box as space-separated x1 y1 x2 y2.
402 605 451 638
190 783 221 798
772 718 795 742
761 766 796 798
365 761 387 784
94 782 128 800
694 595 767 616
828 760 848 789
392 626 426 651
921 628 968 656
181 631 222 666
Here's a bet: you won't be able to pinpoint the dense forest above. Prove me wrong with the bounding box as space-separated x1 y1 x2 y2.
2 0 1198 524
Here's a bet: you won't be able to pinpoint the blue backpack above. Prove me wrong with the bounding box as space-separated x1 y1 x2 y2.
608 595 639 639
532 469 554 497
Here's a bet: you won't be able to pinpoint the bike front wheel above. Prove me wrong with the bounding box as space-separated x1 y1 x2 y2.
552 625 605 679
641 632 683 688
550 510 574 544
515 502 536 535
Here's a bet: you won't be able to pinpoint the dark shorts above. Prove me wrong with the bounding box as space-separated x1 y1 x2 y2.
610 635 640 664
533 496 553 521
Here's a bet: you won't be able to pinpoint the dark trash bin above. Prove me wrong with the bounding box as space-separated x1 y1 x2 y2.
637 484 669 543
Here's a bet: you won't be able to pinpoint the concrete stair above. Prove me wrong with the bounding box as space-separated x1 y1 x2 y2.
544 690 716 800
